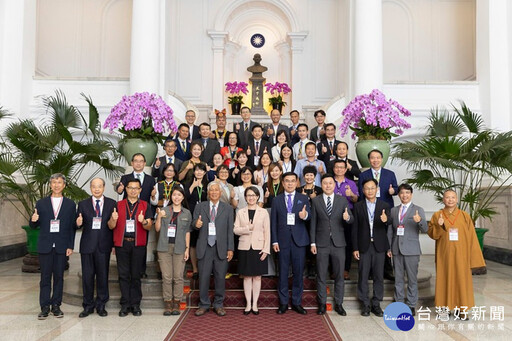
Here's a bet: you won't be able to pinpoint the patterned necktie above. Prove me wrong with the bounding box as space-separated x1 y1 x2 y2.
182 141 186 152
374 171 380 183
168 157 172 164
95 199 101 217
208 205 216 246
299 141 303 155
255 141 260 154
329 141 333 150
244 123 248 131
326 196 332 216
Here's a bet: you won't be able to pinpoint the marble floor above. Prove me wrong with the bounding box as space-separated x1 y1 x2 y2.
0 254 510 341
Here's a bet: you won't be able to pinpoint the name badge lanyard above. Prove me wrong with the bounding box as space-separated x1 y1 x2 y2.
52 198 63 220
399 206 407 225
273 183 280 196
283 161 291 173
444 210 461 227
163 181 174 200
367 205 375 238
126 201 139 235
262 171 268 184
168 210 182 238
196 185 204 203
335 181 343 196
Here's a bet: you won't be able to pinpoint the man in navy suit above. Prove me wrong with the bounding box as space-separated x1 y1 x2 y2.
76 178 116 318
30 173 76 320
193 122 221 166
174 123 191 162
152 139 183 181
358 149 398 280
317 123 340 165
185 110 201 141
234 106 258 148
271 172 311 315
117 153 156 205
288 110 301 146
247 124 272 168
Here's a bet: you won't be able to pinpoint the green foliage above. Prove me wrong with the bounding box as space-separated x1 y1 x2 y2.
392 102 512 223
0 91 124 222
268 95 287 107
227 95 244 104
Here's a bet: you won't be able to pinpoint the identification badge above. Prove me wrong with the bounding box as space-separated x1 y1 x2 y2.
397 225 405 236
287 213 295 225
126 219 135 233
253 155 260 166
449 228 458 241
50 219 60 233
92 217 102 230
229 160 235 169
376 188 381 197
167 223 176 238
329 155 336 161
208 222 216 236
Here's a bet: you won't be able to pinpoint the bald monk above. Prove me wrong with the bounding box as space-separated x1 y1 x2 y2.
428 189 485 317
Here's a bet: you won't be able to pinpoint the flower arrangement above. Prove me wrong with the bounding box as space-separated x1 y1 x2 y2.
339 89 411 141
264 82 291 107
103 92 177 144
225 81 248 104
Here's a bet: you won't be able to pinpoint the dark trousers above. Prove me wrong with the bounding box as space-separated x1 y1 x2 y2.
115 241 146 308
81 249 111 310
357 243 385 307
277 241 306 306
39 248 67 308
198 244 228 309
316 240 345 305
343 221 353 272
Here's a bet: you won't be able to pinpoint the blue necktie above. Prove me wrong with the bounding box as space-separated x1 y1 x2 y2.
95 200 101 217
287 194 293 213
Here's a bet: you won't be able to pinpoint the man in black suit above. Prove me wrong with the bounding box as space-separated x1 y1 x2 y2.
247 124 272 168
193 122 221 166
352 178 391 317
76 178 116 318
289 109 301 146
30 173 76 320
234 106 258 148
264 108 290 146
310 174 353 316
185 110 201 141
152 139 183 181
174 123 191 162
310 109 327 142
117 153 156 205
317 123 340 165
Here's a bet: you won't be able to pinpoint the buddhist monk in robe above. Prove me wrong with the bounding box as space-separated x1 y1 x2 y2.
428 190 485 311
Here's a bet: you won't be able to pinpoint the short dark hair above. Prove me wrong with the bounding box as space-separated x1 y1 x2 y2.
297 123 309 131
324 123 336 130
338 141 349 150
305 141 317 150
244 186 260 200
303 165 317 176
362 178 378 188
314 109 326 117
398 183 413 193
199 122 211 129
131 153 146 162
321 173 334 182
367 149 383 159
127 178 141 188
178 123 189 130
251 124 263 132
164 139 176 148
236 150 247 158
162 163 178 181
289 110 299 116
282 172 298 180
170 185 189 209
333 159 347 168
217 164 229 175
241 106 251 113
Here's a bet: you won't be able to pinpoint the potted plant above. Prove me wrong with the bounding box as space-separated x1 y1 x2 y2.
0 91 123 271
225 81 248 115
339 89 411 167
392 102 512 258
264 82 291 113
103 92 177 164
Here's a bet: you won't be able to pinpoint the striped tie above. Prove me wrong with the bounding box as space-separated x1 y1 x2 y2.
326 196 332 216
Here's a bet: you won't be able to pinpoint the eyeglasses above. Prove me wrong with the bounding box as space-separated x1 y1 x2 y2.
126 187 141 190
246 194 258 197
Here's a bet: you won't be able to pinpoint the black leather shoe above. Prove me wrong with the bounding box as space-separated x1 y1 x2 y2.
79 309 94 318
291 305 307 315
52 305 64 318
277 304 288 314
192 272 199 280
335 304 347 316
371 305 384 317
97 308 108 317
132 305 142 316
317 304 326 315
243 309 251 315
119 307 130 317
409 307 416 316
252 309 259 315
38 306 50 320
361 305 371 316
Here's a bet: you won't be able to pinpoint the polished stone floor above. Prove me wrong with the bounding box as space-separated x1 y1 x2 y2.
0 254 510 341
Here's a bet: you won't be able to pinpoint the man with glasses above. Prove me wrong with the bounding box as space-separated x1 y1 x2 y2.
234 106 258 149
152 140 183 182
185 110 201 141
117 153 156 205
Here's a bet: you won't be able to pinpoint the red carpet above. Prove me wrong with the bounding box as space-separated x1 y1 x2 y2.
164 308 342 341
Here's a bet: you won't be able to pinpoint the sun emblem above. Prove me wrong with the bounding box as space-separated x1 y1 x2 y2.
251 34 265 48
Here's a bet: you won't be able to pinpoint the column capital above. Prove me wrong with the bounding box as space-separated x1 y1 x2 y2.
274 40 290 55
287 32 309 52
207 31 228 51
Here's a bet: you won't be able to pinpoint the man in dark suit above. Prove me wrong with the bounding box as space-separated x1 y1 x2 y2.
30 173 76 320
357 149 398 280
76 178 116 318
193 182 234 317
317 123 340 165
263 108 290 146
117 153 156 205
193 122 221 166
247 124 272 168
234 106 258 148
352 178 391 317
271 172 311 315
310 174 354 316
185 110 201 141
289 109 301 146
310 109 327 142
174 123 191 162
152 139 183 181
387 184 428 316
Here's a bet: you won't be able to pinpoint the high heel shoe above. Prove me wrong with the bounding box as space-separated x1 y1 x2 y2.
243 309 251 315
252 309 259 315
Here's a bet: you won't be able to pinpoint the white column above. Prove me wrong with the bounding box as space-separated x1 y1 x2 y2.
207 31 228 112
352 0 383 96
130 0 160 94
288 32 308 113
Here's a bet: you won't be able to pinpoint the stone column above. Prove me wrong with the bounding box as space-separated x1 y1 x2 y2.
288 32 308 113
352 0 383 96
208 31 228 113
130 0 161 94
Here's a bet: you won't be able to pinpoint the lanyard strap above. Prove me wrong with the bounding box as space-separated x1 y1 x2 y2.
51 197 63 219
126 201 139 220
162 181 174 199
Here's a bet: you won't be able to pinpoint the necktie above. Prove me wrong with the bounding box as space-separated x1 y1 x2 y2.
255 141 260 154
95 199 101 217
374 171 380 183
326 196 332 216
329 141 333 150
203 139 208 148
136 173 141 180
244 123 248 131
287 194 293 213
168 157 172 164
182 141 186 152
299 141 303 155
208 205 216 246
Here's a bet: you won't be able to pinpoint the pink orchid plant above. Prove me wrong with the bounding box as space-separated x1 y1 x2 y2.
264 82 291 107
339 89 411 141
225 81 249 104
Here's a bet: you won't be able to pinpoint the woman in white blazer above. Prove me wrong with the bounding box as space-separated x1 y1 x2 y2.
234 186 270 315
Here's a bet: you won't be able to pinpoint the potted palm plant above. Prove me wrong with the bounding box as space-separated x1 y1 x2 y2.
0 91 123 271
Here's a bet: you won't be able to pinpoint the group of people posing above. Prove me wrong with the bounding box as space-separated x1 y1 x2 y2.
30 106 485 320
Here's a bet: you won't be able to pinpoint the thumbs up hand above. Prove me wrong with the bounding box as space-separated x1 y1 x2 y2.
438 212 444 226
151 186 157 198
246 145 251 156
31 209 39 222
155 158 161 168
117 182 125 194
111 208 118 221
196 215 203 228
322 144 327 154
299 205 307 219
413 209 421 223
235 123 241 131
345 185 354 197
380 209 388 223
265 188 270 198
157 207 166 218
388 184 395 195
76 213 83 226
138 210 145 223
343 207 350 221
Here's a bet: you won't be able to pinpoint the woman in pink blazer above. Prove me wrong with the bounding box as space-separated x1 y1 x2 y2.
234 186 270 315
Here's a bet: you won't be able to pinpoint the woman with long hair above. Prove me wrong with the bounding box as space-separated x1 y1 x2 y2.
178 142 206 186
229 150 250 186
232 167 264 213
279 144 296 173
271 129 290 162
254 152 272 187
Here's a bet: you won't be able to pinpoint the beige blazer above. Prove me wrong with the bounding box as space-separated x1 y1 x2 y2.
234 206 270 254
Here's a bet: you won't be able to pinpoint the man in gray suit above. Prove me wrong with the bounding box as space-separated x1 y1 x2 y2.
193 182 234 317
234 106 258 148
193 122 221 166
263 108 290 146
310 174 354 316
387 183 427 316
